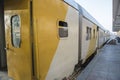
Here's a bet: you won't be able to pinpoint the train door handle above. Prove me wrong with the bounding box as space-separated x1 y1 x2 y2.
5 47 9 50
5 43 9 50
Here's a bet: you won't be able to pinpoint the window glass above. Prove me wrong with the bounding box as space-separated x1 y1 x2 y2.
93 29 95 38
58 21 68 38
86 27 91 40
11 15 21 48
59 21 68 27
90 28 91 39
86 27 89 40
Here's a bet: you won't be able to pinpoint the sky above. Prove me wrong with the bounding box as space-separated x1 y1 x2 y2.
74 0 112 32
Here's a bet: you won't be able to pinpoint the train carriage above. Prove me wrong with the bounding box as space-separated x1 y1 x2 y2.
3 0 110 80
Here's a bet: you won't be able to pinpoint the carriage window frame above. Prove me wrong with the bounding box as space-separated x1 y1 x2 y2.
58 21 68 38
93 29 95 38
86 27 91 40
11 15 21 48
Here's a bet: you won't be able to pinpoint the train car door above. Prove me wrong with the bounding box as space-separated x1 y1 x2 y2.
4 0 33 80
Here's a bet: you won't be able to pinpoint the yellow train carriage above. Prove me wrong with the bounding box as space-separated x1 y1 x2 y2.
4 0 109 80
4 0 79 80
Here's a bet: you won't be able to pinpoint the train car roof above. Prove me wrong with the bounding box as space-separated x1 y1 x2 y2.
64 0 106 30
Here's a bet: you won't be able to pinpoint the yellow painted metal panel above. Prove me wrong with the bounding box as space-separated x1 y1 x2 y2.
32 0 68 80
4 0 28 10
4 0 32 80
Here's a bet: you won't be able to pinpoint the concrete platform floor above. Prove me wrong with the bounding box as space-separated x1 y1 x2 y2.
77 44 120 80
0 71 10 80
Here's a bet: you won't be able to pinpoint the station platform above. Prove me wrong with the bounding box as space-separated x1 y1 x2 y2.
0 71 9 80
77 43 120 80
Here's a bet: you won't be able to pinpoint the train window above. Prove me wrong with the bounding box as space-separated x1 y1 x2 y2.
90 28 91 39
58 21 68 38
11 15 21 48
59 21 68 27
86 27 91 40
93 29 95 38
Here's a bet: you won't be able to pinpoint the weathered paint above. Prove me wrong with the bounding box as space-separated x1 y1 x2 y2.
32 0 68 80
81 18 97 63
46 6 79 80
86 24 97 59
4 0 32 80
4 0 109 80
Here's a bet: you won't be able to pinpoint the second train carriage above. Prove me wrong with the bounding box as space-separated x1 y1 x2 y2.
3 0 110 80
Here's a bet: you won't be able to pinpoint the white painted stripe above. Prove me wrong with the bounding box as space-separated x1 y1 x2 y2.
46 6 79 80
